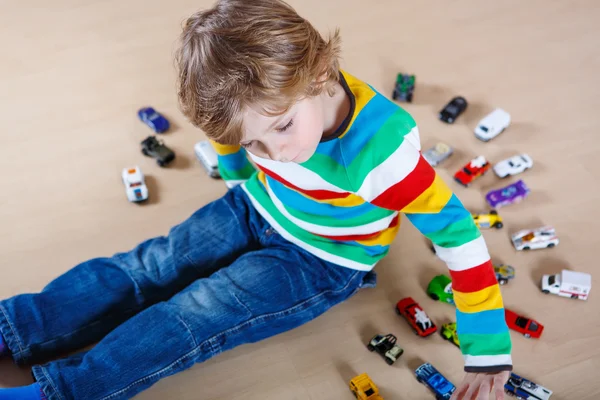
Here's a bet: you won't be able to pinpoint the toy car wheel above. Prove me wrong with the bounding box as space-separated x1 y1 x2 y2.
394 306 401 315
494 222 504 229
498 278 507 285
428 293 439 301
141 148 149 156
523 246 530 251
490 210 498 215
448 117 454 123
392 91 398 100
385 357 394 365
524 333 531 339
547 243 555 248
542 289 549 294
157 160 166 167
416 376 423 383
367 344 375 352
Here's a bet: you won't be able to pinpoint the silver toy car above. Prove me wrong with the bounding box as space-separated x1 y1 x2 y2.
423 142 454 167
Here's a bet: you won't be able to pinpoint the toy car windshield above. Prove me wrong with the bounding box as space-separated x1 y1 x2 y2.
479 126 489 132
462 168 472 175
529 322 539 331
515 317 528 328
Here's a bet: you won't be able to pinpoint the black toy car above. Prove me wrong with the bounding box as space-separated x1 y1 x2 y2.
392 73 415 102
438 96 468 123
367 333 404 365
141 136 175 167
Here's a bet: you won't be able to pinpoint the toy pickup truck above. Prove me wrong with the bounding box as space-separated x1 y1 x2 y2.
541 269 591 300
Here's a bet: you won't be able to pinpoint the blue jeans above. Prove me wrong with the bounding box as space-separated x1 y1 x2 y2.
0 186 376 400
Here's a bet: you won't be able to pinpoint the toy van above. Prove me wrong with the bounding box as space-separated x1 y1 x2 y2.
541 270 591 300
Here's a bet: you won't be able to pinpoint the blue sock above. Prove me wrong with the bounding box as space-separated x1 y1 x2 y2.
0 333 7 356
0 383 46 400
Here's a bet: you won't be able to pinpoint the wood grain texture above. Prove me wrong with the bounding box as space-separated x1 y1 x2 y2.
0 0 598 398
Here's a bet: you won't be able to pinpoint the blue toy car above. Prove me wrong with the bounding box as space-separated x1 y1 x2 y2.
415 362 456 400
138 107 170 133
504 372 553 399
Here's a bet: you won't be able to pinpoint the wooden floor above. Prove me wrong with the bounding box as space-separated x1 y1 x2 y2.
1 0 599 398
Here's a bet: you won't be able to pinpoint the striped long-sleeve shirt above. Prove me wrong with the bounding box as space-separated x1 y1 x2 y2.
210 70 512 373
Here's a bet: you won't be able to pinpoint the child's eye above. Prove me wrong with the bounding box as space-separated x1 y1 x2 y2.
276 118 294 133
240 141 253 149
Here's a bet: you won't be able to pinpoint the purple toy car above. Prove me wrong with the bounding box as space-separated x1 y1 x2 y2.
486 180 530 208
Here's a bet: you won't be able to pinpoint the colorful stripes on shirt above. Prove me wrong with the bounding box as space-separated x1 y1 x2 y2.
210 70 512 373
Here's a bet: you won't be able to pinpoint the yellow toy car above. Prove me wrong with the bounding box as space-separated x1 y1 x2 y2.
473 210 503 229
349 373 383 400
440 322 460 348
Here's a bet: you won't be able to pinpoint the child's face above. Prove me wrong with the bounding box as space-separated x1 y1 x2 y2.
240 93 326 163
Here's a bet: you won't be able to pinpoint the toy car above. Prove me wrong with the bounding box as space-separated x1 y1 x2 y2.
138 107 170 133
415 362 456 400
438 96 468 123
505 372 553 399
349 373 383 400
367 333 404 365
474 108 510 142
440 322 460 348
423 142 454 167
473 210 503 229
454 156 491 187
494 264 515 285
493 154 533 178
121 166 149 202
194 140 220 179
396 297 437 337
511 226 559 251
392 73 415 102
541 269 591 300
426 275 454 305
141 136 176 167
505 309 544 339
486 180 530 208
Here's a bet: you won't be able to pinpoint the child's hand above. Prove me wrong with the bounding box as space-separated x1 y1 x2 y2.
451 371 510 400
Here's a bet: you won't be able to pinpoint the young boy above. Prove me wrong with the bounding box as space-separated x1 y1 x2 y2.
0 0 511 399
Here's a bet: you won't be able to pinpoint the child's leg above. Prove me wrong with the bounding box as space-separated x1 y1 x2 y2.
0 186 261 366
29 231 376 400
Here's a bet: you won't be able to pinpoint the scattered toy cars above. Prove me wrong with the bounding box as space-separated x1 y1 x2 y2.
541 269 591 300
138 107 170 133
454 156 491 187
512 226 559 251
396 297 437 337
440 322 460 348
141 136 176 167
493 154 533 178
367 333 404 365
438 96 468 124
426 275 454 305
474 108 511 141
423 142 454 167
494 264 515 285
415 362 456 400
392 73 415 102
505 309 544 339
349 373 383 400
121 166 149 202
504 372 553 400
486 179 530 208
473 210 504 229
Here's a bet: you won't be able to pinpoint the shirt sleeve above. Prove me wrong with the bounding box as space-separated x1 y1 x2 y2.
354 122 512 373
209 141 257 188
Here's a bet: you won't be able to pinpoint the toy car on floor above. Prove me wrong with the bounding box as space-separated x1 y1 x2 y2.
541 269 591 300
121 166 148 202
396 297 437 337
138 107 170 133
349 373 383 400
505 309 544 338
423 142 454 167
486 180 530 208
426 275 454 305
454 156 491 187
474 108 510 142
141 136 176 167
494 264 515 285
194 140 220 179
438 96 468 123
505 372 553 399
367 333 404 365
415 362 456 400
473 210 503 229
392 73 415 102
493 154 533 178
511 226 559 251
440 322 460 348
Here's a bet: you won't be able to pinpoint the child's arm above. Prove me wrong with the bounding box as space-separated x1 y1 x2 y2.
354 113 512 374
209 141 257 188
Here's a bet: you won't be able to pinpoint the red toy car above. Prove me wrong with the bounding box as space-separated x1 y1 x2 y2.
396 297 437 337
505 309 544 339
454 156 491 187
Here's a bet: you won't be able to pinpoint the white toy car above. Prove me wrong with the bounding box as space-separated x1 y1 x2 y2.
511 226 559 251
474 108 511 142
493 154 533 178
122 166 149 202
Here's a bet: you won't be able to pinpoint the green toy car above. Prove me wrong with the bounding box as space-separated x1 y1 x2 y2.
426 274 454 305
440 322 460 348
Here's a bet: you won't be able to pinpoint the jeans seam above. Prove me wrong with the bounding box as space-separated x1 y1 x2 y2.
40 366 65 400
0 304 26 358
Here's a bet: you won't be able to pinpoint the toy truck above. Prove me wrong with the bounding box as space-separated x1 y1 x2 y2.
541 269 591 300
